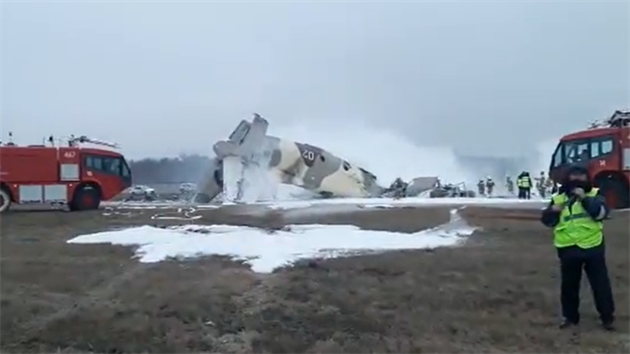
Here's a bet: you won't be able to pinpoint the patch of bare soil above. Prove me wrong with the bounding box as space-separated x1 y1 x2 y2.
1 207 628 353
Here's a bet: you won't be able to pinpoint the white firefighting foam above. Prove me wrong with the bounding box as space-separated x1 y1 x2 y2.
69 209 476 273
270 122 474 186
225 121 477 202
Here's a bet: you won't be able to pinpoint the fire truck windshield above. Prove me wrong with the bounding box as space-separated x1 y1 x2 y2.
551 136 615 168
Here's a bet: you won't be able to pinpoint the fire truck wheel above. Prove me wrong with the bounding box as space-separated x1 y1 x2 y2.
70 185 101 211
0 188 11 213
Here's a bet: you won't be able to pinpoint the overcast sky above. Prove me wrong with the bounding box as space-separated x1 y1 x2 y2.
2 0 628 159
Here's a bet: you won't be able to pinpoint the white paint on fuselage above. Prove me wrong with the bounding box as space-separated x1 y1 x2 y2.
275 139 302 172
315 169 370 198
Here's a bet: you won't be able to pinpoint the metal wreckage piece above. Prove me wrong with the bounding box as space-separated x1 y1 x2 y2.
193 114 472 203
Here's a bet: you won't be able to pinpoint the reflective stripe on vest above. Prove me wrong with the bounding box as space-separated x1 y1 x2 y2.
517 177 531 188
551 188 603 249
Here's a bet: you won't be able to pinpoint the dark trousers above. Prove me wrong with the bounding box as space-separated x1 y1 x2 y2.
518 187 531 199
557 245 615 324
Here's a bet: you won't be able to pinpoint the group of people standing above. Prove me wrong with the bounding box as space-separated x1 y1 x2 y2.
476 177 496 197
476 171 556 199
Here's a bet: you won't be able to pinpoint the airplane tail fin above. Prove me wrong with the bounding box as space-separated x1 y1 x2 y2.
196 114 272 203
213 114 269 159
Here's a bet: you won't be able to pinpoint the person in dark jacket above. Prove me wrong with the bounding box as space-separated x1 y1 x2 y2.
540 165 615 330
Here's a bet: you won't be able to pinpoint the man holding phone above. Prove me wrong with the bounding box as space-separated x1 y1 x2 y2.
540 165 615 331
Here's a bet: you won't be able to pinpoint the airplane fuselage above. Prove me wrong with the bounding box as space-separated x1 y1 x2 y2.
194 116 382 203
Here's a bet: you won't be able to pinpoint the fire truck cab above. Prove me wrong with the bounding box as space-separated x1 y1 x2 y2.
0 135 132 213
548 110 630 209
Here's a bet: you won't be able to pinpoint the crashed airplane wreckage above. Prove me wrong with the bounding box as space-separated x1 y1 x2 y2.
194 114 474 203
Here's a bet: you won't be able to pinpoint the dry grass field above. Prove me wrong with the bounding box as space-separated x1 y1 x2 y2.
1 206 628 353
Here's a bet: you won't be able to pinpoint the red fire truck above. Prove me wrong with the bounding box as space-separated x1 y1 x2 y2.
0 135 132 213
548 110 630 209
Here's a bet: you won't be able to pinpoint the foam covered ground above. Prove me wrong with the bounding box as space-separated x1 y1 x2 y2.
68 209 476 273
104 197 547 212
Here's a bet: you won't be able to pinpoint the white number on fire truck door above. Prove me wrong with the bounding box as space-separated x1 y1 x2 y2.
64 151 76 158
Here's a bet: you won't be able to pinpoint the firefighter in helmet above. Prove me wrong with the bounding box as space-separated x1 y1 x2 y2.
477 179 486 197
505 175 514 195
485 176 495 197
545 174 556 196
537 171 548 199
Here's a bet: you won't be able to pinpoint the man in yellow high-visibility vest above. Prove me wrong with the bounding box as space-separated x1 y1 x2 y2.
517 171 532 199
541 165 615 331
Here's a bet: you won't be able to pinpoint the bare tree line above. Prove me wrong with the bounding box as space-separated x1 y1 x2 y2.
128 154 212 185
128 152 527 186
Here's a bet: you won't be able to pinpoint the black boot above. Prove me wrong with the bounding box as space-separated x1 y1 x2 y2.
602 320 615 331
559 319 579 329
